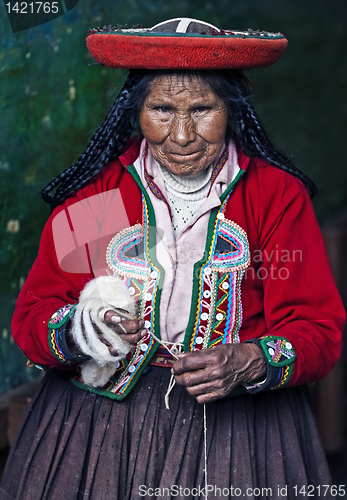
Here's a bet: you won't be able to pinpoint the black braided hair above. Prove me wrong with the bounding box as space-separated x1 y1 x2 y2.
42 69 317 209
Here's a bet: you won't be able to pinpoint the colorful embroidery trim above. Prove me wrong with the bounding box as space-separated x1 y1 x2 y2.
189 197 250 351
260 336 296 367
106 224 151 281
48 304 76 364
209 147 229 191
211 219 250 272
272 364 294 390
149 346 176 368
219 273 244 344
49 329 69 363
48 304 76 328
102 195 162 396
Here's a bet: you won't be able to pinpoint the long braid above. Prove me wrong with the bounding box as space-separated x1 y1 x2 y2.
41 72 143 209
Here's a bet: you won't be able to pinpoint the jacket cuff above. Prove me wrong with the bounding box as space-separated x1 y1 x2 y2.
243 336 296 393
48 304 90 364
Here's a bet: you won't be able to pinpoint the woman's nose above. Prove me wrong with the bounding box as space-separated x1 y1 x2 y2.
170 115 196 145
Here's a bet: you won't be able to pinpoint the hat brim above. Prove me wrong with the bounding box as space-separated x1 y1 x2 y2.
86 32 288 70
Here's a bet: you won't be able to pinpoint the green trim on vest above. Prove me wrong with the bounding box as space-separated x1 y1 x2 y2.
127 163 165 341
184 168 245 351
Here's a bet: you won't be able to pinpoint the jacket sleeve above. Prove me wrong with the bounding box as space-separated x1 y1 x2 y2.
245 187 345 390
11 155 141 369
11 202 95 368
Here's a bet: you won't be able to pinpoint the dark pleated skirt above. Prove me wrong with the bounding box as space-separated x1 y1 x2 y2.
0 367 332 500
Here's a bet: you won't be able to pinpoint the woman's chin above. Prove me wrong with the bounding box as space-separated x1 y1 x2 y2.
160 156 210 176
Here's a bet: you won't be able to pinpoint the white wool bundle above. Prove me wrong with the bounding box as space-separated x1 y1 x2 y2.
71 275 137 387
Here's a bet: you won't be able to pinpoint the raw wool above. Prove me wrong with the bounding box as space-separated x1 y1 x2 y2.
71 275 136 387
159 165 213 236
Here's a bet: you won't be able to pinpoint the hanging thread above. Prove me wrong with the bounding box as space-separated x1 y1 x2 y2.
151 333 182 409
204 403 208 495
151 333 208 492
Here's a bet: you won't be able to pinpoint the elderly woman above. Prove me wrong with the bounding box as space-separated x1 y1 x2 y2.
1 18 345 500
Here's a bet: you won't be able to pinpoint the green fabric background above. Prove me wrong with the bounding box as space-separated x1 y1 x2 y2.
0 0 346 392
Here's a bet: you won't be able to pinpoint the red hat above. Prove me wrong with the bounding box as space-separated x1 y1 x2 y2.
86 18 288 71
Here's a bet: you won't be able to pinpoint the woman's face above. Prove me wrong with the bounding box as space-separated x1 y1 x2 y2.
139 74 229 176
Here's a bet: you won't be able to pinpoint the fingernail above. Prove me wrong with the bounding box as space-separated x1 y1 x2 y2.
140 329 147 336
110 315 121 324
139 319 145 328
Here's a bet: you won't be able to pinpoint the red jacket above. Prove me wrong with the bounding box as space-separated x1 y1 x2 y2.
12 138 345 398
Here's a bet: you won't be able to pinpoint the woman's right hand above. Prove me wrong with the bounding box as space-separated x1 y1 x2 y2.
102 309 147 355
66 308 147 358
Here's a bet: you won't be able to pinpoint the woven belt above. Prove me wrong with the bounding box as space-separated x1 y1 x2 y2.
149 346 176 368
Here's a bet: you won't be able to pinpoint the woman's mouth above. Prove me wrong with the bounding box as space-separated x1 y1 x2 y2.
167 150 202 159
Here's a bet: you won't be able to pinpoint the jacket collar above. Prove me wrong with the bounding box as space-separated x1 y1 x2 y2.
236 144 251 173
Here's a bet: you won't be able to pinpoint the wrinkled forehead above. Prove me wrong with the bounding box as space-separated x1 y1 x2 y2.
147 72 216 98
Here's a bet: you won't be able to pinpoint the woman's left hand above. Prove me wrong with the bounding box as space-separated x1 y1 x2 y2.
172 343 267 404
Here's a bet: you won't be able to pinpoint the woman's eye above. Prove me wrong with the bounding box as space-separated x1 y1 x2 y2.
155 106 170 113
193 106 211 113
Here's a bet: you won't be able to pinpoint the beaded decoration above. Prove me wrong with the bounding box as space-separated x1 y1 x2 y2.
106 224 150 281
189 196 250 351
243 336 296 391
260 336 296 367
48 304 75 327
100 194 162 397
215 273 244 345
211 219 250 272
260 336 295 389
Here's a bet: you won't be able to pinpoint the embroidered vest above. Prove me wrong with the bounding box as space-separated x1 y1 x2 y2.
72 165 250 399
